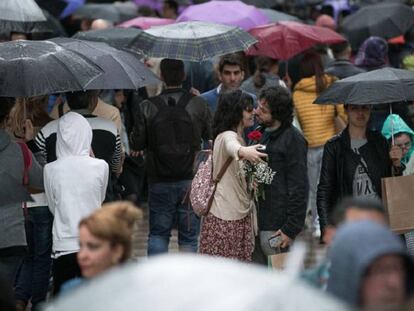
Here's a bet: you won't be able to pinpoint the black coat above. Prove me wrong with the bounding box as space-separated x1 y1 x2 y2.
324 59 366 80
316 128 402 231
257 123 308 239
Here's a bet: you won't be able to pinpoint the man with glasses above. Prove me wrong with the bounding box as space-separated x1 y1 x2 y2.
317 104 403 238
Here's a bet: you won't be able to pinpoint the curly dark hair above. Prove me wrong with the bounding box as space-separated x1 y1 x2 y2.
212 90 254 139
258 86 293 124
0 97 15 126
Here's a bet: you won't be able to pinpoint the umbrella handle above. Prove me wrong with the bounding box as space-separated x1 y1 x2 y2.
390 104 394 146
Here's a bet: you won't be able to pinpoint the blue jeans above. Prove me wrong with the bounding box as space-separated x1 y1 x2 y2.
14 206 53 309
147 180 200 256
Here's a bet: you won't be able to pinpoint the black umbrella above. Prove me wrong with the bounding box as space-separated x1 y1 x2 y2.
314 68 414 105
0 0 50 33
73 3 137 23
0 172 33 206
0 40 103 97
342 2 414 50
72 27 143 49
51 38 159 90
35 0 67 18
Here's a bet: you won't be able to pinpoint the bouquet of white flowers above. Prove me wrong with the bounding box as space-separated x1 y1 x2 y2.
240 159 276 201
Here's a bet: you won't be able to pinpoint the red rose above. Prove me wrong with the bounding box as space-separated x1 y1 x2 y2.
248 130 262 142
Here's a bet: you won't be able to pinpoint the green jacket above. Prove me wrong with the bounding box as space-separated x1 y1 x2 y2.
381 114 414 164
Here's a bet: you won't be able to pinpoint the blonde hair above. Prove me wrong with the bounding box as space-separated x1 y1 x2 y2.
79 201 142 263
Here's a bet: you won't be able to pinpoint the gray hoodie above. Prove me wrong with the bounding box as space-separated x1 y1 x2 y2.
327 220 412 307
0 130 43 251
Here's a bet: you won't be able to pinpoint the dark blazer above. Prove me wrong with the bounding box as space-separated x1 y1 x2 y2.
258 123 309 239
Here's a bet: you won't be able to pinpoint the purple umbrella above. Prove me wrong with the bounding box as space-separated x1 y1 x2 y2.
60 0 85 19
177 0 270 30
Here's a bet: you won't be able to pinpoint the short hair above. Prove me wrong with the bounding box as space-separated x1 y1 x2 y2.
330 39 350 58
66 90 99 110
160 58 185 87
79 201 142 263
212 90 254 139
164 0 178 13
329 197 386 227
218 53 244 73
258 86 293 124
0 97 15 124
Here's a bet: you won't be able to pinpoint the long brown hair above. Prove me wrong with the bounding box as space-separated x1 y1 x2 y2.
299 51 329 94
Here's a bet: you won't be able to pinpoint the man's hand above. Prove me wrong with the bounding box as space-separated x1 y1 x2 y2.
272 229 292 249
389 144 403 167
130 150 144 157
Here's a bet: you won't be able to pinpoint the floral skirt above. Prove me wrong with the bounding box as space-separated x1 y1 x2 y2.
199 213 253 262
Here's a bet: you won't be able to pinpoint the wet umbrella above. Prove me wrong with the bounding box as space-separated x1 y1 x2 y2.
73 3 137 23
0 0 50 33
176 1 270 31
35 0 67 18
73 27 143 49
42 255 349 311
0 172 33 206
0 40 103 97
342 2 414 50
51 38 159 90
314 68 414 105
246 21 345 60
192 0 278 9
61 0 86 19
259 8 301 23
119 17 175 30
129 21 257 61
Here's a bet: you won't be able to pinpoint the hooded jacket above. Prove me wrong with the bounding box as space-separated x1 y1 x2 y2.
381 114 414 164
293 75 347 148
44 112 108 254
327 220 413 307
0 130 43 254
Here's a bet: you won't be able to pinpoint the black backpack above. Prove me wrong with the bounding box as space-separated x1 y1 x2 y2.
148 92 195 179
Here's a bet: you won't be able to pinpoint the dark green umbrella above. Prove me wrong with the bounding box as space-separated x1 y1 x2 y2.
314 68 414 105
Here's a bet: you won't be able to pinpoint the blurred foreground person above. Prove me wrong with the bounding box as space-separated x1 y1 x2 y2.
44 112 108 295
62 202 141 292
327 220 414 310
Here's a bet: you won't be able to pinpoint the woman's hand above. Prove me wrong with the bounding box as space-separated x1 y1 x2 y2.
24 119 35 141
238 144 267 163
390 144 403 167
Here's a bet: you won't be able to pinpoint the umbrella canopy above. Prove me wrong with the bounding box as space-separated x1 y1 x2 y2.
129 21 257 61
119 17 175 30
42 255 348 311
0 0 50 33
192 0 278 9
176 1 269 31
314 68 414 105
0 40 103 97
0 172 33 206
35 0 67 18
342 2 414 50
61 0 86 19
259 8 301 23
73 3 137 23
51 38 159 90
246 21 345 60
73 27 143 49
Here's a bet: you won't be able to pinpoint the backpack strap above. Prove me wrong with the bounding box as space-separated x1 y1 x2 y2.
17 142 32 219
148 96 166 111
176 92 195 108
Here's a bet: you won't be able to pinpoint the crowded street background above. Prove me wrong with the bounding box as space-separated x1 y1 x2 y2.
1 0 414 310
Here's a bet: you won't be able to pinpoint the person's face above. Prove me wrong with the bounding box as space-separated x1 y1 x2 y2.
255 99 274 127
241 107 254 129
360 255 406 308
11 33 27 41
346 105 371 129
77 225 123 279
394 133 412 158
219 64 244 90
162 4 176 19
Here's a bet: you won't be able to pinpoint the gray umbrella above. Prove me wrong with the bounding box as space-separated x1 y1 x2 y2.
130 21 257 62
73 28 143 50
0 40 103 97
0 171 33 206
259 8 301 23
314 68 414 105
50 38 159 90
0 0 50 33
73 4 137 23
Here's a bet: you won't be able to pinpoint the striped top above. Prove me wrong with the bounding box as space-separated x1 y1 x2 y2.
293 75 346 148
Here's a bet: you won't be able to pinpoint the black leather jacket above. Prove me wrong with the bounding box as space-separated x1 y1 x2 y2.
316 128 402 231
257 123 309 239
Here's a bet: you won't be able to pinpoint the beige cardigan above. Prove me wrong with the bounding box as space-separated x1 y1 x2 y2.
210 131 253 221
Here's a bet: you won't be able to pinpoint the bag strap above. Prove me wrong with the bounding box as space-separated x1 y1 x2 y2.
176 92 194 108
17 142 32 186
213 157 233 183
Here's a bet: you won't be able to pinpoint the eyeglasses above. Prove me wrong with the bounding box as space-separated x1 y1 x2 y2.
396 141 412 150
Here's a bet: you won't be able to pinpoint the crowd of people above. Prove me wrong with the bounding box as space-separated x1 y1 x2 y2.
1 0 414 310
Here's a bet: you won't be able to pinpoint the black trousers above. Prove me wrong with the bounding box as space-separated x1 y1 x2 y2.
52 253 81 296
